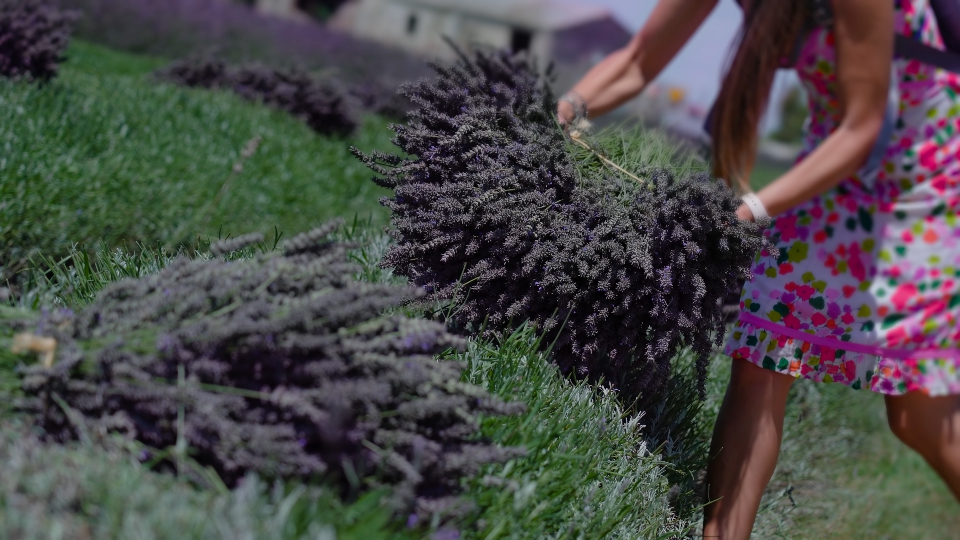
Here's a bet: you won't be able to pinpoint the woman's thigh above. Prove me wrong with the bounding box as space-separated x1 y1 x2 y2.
726 356 795 398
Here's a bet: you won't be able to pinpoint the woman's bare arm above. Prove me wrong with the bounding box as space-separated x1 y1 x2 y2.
747 0 893 219
558 0 718 123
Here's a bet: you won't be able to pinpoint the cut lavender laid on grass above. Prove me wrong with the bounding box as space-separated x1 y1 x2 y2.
158 57 359 137
348 80 413 121
0 0 77 82
6 222 524 519
354 49 772 407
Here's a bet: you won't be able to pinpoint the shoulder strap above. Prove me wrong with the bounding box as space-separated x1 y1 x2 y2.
930 0 960 53
894 33 960 72
811 0 960 73
810 0 834 27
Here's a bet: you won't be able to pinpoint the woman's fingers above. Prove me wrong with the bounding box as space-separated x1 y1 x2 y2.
736 204 755 222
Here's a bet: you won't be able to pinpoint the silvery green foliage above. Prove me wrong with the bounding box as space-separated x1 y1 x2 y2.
354 49 769 405
0 0 77 82
0 421 406 540
158 58 359 137
10 222 524 516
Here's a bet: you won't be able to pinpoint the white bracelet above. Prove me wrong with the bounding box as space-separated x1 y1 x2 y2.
741 193 769 221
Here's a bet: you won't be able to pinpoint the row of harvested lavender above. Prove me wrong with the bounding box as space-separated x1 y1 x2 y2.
4 223 524 522
0 0 520 526
157 57 410 137
0 0 76 81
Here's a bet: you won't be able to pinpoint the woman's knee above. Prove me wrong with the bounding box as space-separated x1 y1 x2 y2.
884 393 960 457
885 400 919 448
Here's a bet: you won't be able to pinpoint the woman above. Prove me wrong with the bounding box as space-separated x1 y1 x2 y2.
558 0 960 537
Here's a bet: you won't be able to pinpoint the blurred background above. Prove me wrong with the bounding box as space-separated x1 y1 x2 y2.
286 0 802 144
63 0 806 176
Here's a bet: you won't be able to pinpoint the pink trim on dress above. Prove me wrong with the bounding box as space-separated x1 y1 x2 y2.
738 312 960 360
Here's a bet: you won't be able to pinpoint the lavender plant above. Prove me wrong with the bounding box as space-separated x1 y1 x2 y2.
354 49 771 406
6 222 524 517
158 55 228 88
159 58 359 137
0 0 77 81
348 81 412 121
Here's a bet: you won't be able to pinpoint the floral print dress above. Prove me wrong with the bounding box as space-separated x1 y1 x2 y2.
724 0 960 396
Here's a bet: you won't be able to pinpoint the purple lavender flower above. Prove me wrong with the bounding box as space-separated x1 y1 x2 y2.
0 0 78 82
355 47 771 409
11 222 525 522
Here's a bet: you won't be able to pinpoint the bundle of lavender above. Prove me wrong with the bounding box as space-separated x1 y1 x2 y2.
158 58 360 137
2 222 524 517
354 49 770 406
0 0 78 82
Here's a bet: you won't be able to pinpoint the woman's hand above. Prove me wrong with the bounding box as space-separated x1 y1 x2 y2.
557 99 575 129
556 0 717 123
736 204 755 222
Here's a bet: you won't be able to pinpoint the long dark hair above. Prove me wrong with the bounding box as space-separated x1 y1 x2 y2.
711 0 810 192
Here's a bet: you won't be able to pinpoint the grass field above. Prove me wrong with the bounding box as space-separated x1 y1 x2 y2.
0 41 394 280
0 416 411 540
1 41 957 539
751 160 789 191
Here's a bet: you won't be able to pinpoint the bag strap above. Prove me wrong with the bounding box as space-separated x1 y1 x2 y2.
930 0 960 52
778 0 960 74
894 33 960 72
861 67 900 178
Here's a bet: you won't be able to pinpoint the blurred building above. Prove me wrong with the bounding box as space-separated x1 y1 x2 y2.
251 0 306 19
623 82 711 143
328 0 631 65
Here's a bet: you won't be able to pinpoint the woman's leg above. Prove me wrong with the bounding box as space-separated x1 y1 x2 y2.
701 357 795 539
884 391 960 500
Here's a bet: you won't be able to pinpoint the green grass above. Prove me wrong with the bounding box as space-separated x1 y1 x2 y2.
750 160 789 191
823 433 960 539
0 40 394 279
569 124 709 182
459 325 692 539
